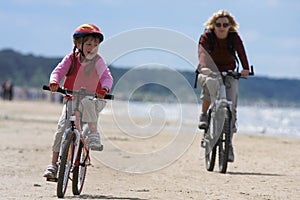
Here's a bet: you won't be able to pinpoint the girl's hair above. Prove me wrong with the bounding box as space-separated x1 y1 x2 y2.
73 34 101 48
67 35 100 76
204 10 239 32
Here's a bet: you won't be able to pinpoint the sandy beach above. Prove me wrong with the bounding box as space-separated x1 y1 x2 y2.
1 100 300 200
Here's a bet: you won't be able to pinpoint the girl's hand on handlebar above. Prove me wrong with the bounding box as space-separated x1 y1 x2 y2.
96 88 108 99
241 69 249 77
49 82 59 92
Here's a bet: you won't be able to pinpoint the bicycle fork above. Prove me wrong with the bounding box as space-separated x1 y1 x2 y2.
201 84 232 146
58 118 81 172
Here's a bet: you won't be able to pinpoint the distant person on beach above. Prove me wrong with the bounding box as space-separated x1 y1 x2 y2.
2 80 14 100
197 10 250 162
43 24 113 179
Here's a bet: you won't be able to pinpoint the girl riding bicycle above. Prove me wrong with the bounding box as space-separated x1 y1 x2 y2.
43 24 113 179
197 10 250 162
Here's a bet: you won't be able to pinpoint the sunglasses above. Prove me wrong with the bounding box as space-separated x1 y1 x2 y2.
215 23 230 28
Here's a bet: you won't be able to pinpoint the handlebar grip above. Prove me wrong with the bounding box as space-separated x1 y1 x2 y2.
42 85 50 91
104 93 114 100
194 70 199 88
42 85 66 94
42 85 114 100
249 65 254 76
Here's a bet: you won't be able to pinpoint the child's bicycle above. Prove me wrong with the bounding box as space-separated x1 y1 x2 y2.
200 66 254 173
42 85 114 198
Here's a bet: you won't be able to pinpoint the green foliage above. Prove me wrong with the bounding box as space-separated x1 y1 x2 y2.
0 49 299 106
0 49 60 87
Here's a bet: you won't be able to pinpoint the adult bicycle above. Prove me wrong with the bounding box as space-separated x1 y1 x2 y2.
43 85 114 198
200 66 254 173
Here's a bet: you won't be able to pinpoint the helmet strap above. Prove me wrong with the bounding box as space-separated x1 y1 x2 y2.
78 48 85 57
79 36 86 57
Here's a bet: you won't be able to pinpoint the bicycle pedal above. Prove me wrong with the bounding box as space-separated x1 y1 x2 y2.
90 145 103 151
46 177 58 182
201 140 206 148
198 125 207 130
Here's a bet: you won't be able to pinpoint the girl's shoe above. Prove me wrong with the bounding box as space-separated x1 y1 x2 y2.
87 132 103 151
43 164 58 179
198 112 208 129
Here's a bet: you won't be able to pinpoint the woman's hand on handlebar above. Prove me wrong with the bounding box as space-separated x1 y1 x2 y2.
201 67 212 76
49 82 59 92
241 69 249 77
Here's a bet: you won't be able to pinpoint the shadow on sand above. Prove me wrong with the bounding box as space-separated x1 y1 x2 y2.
227 171 284 176
65 194 148 200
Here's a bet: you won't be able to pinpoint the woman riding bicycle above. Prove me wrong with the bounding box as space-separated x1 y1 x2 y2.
197 10 250 162
43 24 114 179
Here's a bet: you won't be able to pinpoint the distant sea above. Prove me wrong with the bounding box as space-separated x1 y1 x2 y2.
104 101 300 138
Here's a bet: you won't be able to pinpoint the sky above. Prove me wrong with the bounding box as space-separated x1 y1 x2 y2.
0 0 300 79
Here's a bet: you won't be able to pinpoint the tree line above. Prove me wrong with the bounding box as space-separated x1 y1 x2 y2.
1 49 299 106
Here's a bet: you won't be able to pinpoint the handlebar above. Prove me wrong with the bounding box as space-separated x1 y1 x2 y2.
249 65 255 76
213 65 255 80
42 85 114 100
194 65 255 88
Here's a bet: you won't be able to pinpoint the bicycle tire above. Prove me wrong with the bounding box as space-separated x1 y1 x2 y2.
205 111 217 171
218 107 231 173
205 142 217 171
57 131 74 198
72 141 88 195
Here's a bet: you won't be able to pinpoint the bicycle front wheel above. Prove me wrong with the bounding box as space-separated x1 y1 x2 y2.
218 107 232 173
205 141 217 171
72 141 88 195
205 111 217 171
57 132 74 198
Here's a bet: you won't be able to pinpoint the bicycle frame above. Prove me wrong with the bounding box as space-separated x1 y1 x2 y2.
58 115 88 172
202 73 233 173
201 66 254 173
43 85 114 166
42 85 114 198
207 81 232 139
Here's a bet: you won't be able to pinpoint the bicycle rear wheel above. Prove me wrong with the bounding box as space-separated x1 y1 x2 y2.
218 107 231 173
72 141 88 195
57 132 74 198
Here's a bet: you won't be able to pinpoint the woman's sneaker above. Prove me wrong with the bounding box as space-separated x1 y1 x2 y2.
86 132 103 151
228 144 235 162
43 164 58 179
198 112 208 129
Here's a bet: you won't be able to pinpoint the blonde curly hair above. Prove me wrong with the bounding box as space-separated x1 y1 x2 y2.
204 10 239 32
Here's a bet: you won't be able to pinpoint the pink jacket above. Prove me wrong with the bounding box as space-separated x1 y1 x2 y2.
50 53 113 93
